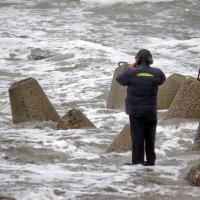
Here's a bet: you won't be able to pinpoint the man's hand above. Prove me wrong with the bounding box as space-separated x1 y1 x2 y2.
129 63 137 69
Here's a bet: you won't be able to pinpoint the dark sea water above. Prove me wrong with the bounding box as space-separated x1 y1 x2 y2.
0 0 200 199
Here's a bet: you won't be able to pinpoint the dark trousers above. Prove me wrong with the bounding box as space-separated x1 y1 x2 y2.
129 115 157 164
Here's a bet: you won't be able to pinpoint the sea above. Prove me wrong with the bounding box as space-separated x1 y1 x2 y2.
0 0 200 199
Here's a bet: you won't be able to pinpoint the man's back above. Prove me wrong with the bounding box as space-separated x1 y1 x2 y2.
116 63 166 117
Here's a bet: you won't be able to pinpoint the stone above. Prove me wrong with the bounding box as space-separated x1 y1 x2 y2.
106 66 127 110
0 195 15 200
57 109 96 130
157 73 186 109
168 79 200 119
192 123 200 150
185 163 200 186
107 124 131 152
27 48 55 60
9 77 60 124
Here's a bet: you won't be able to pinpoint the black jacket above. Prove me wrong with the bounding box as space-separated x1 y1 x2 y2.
116 63 166 118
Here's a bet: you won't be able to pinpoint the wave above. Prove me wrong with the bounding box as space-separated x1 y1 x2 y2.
80 0 175 5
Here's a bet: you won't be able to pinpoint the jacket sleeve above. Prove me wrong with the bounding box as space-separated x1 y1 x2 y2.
158 69 166 85
116 70 131 86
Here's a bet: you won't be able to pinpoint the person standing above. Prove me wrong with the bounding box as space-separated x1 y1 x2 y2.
116 49 166 166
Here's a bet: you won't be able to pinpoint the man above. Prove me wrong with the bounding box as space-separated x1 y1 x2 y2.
116 49 166 166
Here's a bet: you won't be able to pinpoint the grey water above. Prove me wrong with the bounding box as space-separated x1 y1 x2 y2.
0 0 200 199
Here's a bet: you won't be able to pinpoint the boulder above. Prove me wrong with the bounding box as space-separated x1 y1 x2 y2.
157 73 186 109
192 123 200 150
106 66 127 110
9 77 60 124
0 195 15 200
168 79 200 119
107 123 131 152
57 109 96 130
185 163 200 186
27 48 55 60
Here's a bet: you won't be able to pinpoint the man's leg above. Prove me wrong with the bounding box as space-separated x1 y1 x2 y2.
129 116 145 164
144 118 157 164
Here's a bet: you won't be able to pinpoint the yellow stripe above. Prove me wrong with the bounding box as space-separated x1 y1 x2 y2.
136 73 154 77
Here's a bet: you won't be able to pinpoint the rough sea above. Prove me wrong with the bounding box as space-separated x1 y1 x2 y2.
0 0 200 199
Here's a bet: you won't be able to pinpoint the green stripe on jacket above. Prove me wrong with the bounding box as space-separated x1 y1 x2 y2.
136 73 154 77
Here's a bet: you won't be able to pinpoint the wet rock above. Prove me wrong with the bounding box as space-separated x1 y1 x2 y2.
157 73 186 109
0 195 15 200
53 189 65 196
185 163 200 186
9 77 60 124
192 123 200 150
102 186 118 193
57 109 96 130
27 48 55 60
106 66 127 109
107 124 131 152
168 79 200 119
9 53 17 58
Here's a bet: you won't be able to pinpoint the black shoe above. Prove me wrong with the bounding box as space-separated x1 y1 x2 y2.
143 161 155 166
123 163 134 165
123 162 143 165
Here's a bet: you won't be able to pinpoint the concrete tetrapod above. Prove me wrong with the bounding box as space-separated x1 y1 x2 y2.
157 73 186 109
106 66 127 110
168 79 200 119
185 163 200 186
57 109 96 130
192 123 200 151
107 124 131 153
9 77 60 124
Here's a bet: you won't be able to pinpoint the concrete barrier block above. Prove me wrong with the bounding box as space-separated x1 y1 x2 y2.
157 73 186 109
168 79 200 119
9 77 60 124
106 66 127 110
57 109 96 130
107 123 131 153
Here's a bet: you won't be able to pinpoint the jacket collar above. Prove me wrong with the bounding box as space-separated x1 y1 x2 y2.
138 63 150 68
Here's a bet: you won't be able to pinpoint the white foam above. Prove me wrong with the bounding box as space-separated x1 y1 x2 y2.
1 1 200 199
81 0 175 5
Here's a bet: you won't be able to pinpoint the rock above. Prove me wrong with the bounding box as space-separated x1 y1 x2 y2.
57 109 96 130
0 195 15 200
185 163 200 186
192 123 200 150
9 77 60 124
107 124 131 152
157 73 186 109
27 48 55 60
168 79 200 119
53 189 65 196
106 66 127 110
